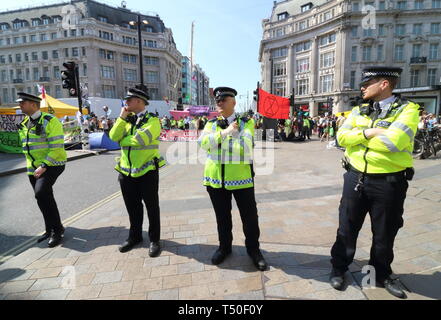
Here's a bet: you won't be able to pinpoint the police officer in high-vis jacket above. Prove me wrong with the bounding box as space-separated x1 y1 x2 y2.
17 92 67 248
109 88 165 256
198 87 267 271
329 67 420 299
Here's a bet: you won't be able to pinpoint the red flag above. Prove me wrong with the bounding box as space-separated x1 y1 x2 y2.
257 89 290 119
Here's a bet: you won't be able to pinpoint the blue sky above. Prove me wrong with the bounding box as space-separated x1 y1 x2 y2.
5 0 275 111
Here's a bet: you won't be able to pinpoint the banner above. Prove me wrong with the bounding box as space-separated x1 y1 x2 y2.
188 106 210 116
63 119 82 144
0 114 26 153
257 89 290 119
159 130 200 142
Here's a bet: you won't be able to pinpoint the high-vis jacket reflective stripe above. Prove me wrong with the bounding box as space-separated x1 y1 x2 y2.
198 118 255 190
18 112 67 175
109 113 166 177
337 99 420 173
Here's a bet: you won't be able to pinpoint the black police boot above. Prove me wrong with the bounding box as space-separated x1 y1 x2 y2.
148 241 161 257
119 238 143 253
47 231 63 248
248 250 268 271
37 232 51 243
211 248 231 265
329 268 345 291
382 277 407 299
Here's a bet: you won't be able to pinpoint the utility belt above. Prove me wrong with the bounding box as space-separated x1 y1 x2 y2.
341 157 414 183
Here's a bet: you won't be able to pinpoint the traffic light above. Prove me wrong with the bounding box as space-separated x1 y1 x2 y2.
61 61 77 97
253 89 258 101
289 94 294 106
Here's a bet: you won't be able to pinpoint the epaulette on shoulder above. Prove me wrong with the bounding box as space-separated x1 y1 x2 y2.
148 112 158 118
43 114 54 121
209 118 217 123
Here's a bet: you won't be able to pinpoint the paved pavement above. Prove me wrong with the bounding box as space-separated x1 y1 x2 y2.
0 139 440 300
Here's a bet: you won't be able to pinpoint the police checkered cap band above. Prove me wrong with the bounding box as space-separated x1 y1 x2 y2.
363 71 400 78
125 91 148 102
215 91 236 98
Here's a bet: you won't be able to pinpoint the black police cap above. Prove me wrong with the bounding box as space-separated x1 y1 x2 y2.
16 92 42 103
360 66 403 86
124 87 150 104
213 87 237 101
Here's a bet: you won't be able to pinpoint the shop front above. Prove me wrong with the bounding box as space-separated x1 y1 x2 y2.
394 86 441 116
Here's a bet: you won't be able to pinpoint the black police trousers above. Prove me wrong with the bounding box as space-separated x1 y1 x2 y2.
28 165 65 234
330 169 408 282
118 169 160 242
207 186 260 253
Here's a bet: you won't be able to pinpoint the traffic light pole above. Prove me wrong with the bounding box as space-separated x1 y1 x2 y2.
75 64 82 115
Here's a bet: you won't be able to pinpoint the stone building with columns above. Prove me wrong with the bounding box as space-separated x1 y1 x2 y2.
0 0 182 107
259 0 441 116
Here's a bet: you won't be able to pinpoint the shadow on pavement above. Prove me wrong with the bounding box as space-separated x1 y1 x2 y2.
0 268 26 283
399 271 441 300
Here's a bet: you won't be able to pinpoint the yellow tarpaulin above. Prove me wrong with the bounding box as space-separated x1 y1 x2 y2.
0 108 18 115
14 94 88 118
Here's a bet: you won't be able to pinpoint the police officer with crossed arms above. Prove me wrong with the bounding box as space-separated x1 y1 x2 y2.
329 67 420 299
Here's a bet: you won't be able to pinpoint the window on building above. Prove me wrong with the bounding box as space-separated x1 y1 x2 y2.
64 30 68 38
100 66 115 79
83 64 87 76
122 54 130 63
31 19 40 27
2 88 9 103
377 44 384 61
413 24 423 35
395 24 406 36
53 66 60 79
146 71 159 83
52 50 59 59
378 24 385 36
397 1 407 9
320 74 334 93
70 29 77 37
0 24 10 31
298 21 306 31
123 69 138 81
64 48 69 57
40 34 48 41
25 68 30 81
362 46 372 61
272 82 286 97
16 69 23 80
82 47 86 56
394 45 404 61
433 0 441 9
100 31 113 40
428 69 437 85
144 56 159 65
319 33 336 46
51 32 57 40
273 62 286 76
412 44 422 57
130 55 137 63
295 78 309 95
147 40 157 48
33 67 39 80
415 0 424 9
0 55 4 64
8 55 12 63
72 47 79 57
301 3 313 12
55 85 62 98
295 42 311 53
13 37 21 44
277 12 288 20
15 54 21 63
43 66 49 78
296 58 310 73
0 39 3 47
53 16 62 23
146 26 153 32
350 71 357 89
98 16 108 23
30 35 37 42
1 70 7 82
429 43 439 59
80 28 84 36
351 46 358 62
363 28 374 37
123 36 135 45
272 47 288 57
147 88 159 100
42 17 51 25
276 27 286 37
351 26 358 37
431 23 440 34
379 1 386 10
102 85 116 98
42 51 48 60
24 53 28 62
320 51 335 68
32 52 38 61
410 70 420 86
352 2 359 11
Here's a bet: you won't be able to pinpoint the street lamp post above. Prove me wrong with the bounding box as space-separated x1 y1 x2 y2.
129 15 149 93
